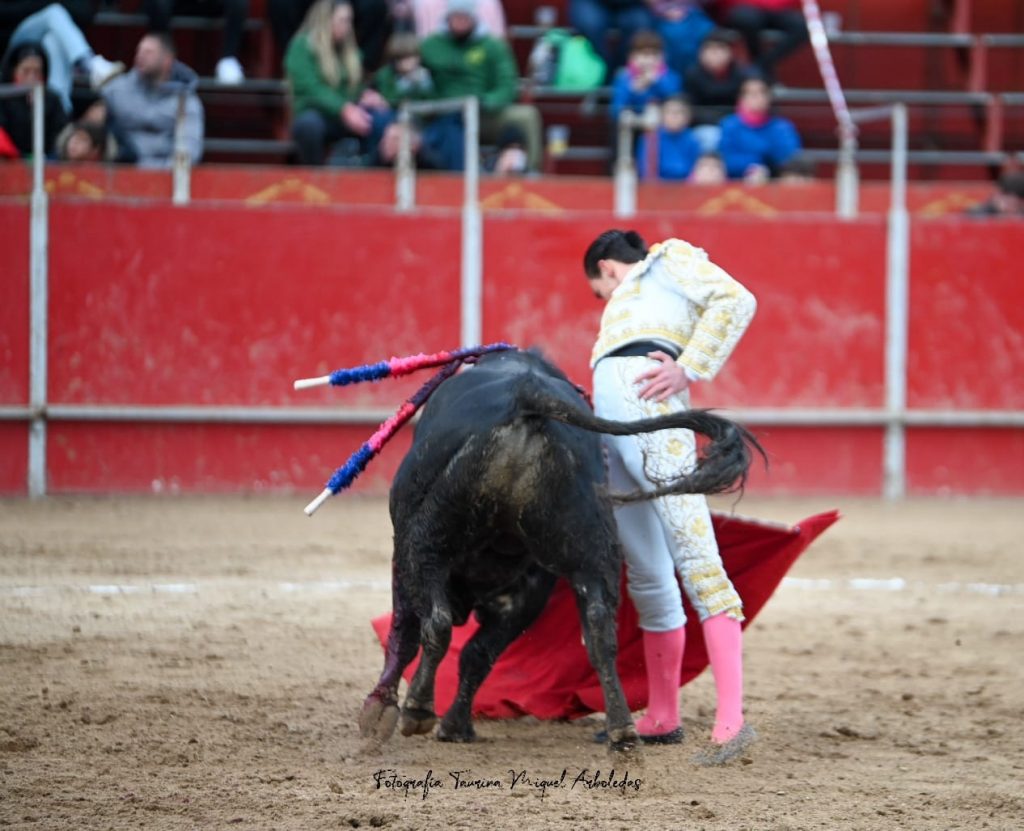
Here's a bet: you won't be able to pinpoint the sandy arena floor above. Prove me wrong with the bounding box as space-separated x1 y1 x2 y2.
1 495 1022 831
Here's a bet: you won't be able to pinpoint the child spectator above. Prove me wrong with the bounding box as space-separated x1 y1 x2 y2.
684 29 745 150
717 0 808 80
55 118 104 160
965 171 1024 218
635 95 700 181
373 31 464 170
648 0 714 77
718 75 800 181
610 30 682 125
373 31 433 105
55 110 138 163
285 0 391 166
486 123 527 176
689 150 726 183
777 152 815 183
0 42 67 158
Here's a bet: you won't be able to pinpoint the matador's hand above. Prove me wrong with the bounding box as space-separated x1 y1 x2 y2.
634 351 691 402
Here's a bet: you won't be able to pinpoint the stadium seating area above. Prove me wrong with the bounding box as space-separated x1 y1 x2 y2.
80 0 1024 180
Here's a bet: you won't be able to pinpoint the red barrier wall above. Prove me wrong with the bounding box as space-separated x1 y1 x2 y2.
0 204 29 405
1 193 1021 497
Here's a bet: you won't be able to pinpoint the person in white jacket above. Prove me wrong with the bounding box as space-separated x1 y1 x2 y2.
585 228 758 764
100 31 203 169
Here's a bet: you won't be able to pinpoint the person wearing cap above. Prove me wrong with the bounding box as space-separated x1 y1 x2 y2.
419 0 542 172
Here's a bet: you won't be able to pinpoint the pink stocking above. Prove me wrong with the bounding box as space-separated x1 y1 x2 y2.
635 626 685 735
702 613 745 743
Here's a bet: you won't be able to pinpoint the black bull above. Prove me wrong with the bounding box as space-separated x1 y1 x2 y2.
359 349 761 752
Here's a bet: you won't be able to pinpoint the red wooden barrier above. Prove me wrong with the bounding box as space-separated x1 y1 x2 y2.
0 191 1021 496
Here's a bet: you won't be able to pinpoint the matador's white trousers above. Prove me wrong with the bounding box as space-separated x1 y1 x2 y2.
593 356 745 632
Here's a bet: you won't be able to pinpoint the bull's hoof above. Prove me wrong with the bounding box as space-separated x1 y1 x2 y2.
359 697 400 743
399 706 437 737
607 725 641 755
436 719 477 743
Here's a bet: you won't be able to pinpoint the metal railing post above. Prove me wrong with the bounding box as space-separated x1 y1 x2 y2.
172 90 191 205
395 105 415 211
28 84 49 497
390 96 483 347
613 111 638 218
883 103 910 499
460 96 482 347
835 131 859 218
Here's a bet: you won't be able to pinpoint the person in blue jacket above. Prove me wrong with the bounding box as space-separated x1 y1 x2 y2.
610 30 682 124
718 75 800 181
636 95 701 181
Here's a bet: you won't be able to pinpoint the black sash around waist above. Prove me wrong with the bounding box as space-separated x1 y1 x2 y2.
603 340 682 360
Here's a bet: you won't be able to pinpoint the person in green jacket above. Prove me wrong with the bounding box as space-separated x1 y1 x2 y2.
419 0 542 171
284 0 391 165
373 32 435 107
372 32 465 170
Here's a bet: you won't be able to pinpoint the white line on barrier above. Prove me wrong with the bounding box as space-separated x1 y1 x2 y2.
1 578 1021 599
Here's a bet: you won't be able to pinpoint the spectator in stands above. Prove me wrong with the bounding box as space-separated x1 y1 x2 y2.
718 75 799 181
420 0 541 171
648 0 713 77
0 0 95 58
372 31 464 170
55 103 139 162
405 0 505 38
373 31 433 104
143 0 248 84
965 171 1024 218
0 41 66 157
100 31 204 168
569 0 652 80
717 0 808 80
684 29 745 152
55 118 102 159
610 30 681 125
636 94 700 181
484 123 526 175
3 3 122 112
689 149 726 183
777 152 814 183
285 0 390 166
269 0 392 72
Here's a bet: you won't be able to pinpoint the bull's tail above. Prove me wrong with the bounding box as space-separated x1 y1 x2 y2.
519 383 765 505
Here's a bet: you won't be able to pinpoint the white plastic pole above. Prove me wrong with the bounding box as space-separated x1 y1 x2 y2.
293 375 333 390
28 84 48 498
172 90 191 206
395 105 415 212
613 112 637 218
836 132 859 218
883 103 910 500
461 96 482 347
304 488 332 516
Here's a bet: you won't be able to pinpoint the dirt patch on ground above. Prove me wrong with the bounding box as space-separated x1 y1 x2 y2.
1 495 1022 830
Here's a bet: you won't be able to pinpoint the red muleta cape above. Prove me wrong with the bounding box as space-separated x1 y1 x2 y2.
371 509 839 720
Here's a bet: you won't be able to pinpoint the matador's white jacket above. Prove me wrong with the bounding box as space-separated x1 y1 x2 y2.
590 238 757 379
